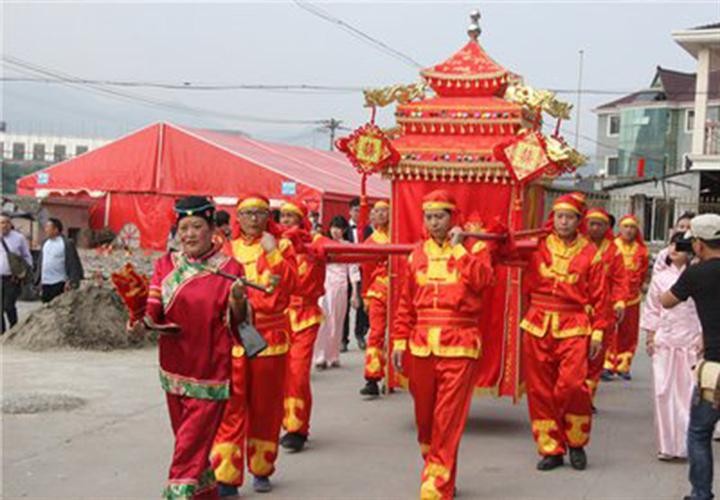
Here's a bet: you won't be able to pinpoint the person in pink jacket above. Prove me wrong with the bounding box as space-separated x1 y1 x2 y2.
641 232 703 460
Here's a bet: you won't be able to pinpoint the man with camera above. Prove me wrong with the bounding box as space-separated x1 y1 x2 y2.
660 213 720 500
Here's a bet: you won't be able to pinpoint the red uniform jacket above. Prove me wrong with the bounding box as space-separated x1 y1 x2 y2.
146 248 244 400
521 233 608 340
363 228 390 303
393 238 494 359
230 236 297 356
613 237 649 307
595 237 630 324
288 233 326 333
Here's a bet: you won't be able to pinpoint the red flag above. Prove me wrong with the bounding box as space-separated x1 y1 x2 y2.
636 157 646 178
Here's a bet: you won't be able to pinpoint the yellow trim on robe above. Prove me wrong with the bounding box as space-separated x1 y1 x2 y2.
288 309 323 332
520 312 590 339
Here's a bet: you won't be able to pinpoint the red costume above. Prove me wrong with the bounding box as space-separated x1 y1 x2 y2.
393 190 494 500
584 208 630 396
280 201 326 439
146 245 244 500
604 214 649 375
520 195 607 458
211 195 297 486
363 200 391 383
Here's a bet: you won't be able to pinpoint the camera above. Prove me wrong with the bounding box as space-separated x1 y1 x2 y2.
676 236 694 253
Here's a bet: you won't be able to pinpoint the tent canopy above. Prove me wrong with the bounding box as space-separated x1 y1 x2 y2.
17 122 389 250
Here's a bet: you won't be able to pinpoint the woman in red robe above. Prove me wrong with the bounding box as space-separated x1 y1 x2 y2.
129 196 248 500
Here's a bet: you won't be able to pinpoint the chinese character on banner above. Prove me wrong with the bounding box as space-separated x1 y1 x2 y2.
335 122 400 175
493 130 557 185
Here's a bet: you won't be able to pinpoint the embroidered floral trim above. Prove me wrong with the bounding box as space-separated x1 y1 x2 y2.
159 369 229 400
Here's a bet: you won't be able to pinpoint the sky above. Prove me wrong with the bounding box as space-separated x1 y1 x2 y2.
1 1 718 171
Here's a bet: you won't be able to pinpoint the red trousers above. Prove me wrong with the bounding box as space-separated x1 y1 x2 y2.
211 353 287 486
523 334 593 456
165 394 225 500
283 324 319 437
364 297 387 382
410 355 478 500
604 303 640 374
586 324 613 398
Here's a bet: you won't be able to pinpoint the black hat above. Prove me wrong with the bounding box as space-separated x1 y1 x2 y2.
174 196 215 223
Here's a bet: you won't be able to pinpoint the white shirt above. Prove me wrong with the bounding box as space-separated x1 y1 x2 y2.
1 230 33 276
41 237 68 285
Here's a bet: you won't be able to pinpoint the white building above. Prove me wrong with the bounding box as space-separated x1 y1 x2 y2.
0 131 109 163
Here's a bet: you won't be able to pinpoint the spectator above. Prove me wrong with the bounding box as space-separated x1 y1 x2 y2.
660 213 720 500
642 232 702 461
315 215 360 369
214 210 232 238
654 212 696 274
342 197 371 351
1 213 33 333
35 218 84 303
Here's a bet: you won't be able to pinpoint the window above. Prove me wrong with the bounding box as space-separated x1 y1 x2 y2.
75 145 88 156
53 144 67 162
33 143 46 161
685 109 695 133
606 156 620 176
607 115 621 136
12 142 25 160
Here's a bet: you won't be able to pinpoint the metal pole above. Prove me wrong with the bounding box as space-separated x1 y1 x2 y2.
574 49 584 149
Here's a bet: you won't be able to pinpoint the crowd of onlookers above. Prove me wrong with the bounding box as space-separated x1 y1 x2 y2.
1 213 84 333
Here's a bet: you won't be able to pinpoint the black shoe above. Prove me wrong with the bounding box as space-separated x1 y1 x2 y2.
358 338 367 350
280 432 307 452
218 483 239 497
591 405 597 414
359 380 380 397
340 342 349 353
536 454 564 471
619 372 632 381
600 369 614 382
569 447 587 470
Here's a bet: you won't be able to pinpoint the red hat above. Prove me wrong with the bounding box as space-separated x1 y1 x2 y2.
280 199 308 219
551 194 586 216
618 214 639 228
585 207 611 224
422 190 457 212
237 193 270 212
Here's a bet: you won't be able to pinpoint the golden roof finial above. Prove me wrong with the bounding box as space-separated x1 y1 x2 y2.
468 10 481 41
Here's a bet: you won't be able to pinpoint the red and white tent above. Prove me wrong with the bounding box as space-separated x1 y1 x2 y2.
17 122 389 250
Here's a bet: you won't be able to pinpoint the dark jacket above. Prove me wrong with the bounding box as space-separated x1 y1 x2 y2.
344 222 374 243
35 235 84 287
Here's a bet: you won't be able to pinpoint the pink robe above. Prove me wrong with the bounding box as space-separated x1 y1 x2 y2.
641 260 702 458
314 260 360 365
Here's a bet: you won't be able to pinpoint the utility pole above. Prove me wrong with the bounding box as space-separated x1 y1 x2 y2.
321 118 343 151
574 49 584 149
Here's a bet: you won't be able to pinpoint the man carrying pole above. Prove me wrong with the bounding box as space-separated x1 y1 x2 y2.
392 190 495 499
211 194 297 496
360 200 391 397
520 194 607 471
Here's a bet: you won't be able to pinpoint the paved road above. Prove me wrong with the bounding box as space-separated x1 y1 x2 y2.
1 334 708 499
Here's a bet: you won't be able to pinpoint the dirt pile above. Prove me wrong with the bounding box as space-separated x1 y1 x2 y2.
3 285 147 351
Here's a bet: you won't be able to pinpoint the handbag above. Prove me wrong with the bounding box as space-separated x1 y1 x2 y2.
1 237 32 284
695 360 720 408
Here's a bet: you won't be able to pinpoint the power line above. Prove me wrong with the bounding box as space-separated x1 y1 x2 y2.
4 76 717 99
2 56 328 126
293 1 424 69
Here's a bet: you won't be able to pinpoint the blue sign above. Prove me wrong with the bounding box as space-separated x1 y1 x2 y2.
37 172 50 185
281 181 297 196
